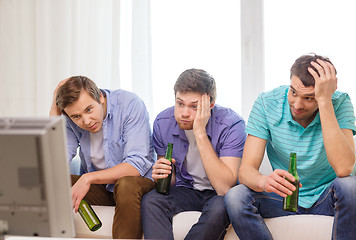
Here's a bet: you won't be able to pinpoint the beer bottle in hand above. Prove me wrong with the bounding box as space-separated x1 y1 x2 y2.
283 152 300 212
156 143 173 194
78 199 102 231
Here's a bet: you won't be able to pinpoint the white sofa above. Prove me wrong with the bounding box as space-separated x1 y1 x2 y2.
73 206 333 239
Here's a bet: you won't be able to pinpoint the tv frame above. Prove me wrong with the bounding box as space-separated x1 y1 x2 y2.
0 117 75 237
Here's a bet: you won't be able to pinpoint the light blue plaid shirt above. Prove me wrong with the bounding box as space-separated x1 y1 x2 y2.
247 85 356 208
65 89 154 192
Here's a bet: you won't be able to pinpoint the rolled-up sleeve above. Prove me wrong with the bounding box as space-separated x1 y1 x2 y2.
120 97 154 177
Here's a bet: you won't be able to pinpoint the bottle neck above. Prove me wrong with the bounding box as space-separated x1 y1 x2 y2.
165 143 173 161
289 153 297 174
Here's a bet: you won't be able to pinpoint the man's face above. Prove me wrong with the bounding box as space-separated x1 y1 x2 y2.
64 90 106 133
174 91 202 130
288 75 319 127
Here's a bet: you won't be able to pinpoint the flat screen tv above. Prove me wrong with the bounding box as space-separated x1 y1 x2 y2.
0 117 75 237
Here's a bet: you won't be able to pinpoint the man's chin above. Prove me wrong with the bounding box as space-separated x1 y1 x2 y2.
177 123 193 130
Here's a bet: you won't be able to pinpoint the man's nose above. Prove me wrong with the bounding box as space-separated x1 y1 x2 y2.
294 98 303 109
82 115 91 125
182 107 191 117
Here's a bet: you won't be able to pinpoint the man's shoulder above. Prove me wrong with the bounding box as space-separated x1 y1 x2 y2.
259 85 288 101
332 91 352 105
253 85 288 113
211 104 245 126
156 106 175 120
104 89 141 104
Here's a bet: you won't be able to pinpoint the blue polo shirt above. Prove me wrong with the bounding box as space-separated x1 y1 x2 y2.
153 104 246 189
65 89 155 192
247 85 356 208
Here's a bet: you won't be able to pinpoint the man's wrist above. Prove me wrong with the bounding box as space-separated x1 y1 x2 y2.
193 128 207 140
82 172 95 185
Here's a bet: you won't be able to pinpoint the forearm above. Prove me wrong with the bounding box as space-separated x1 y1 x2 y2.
239 164 267 192
195 133 238 195
83 162 140 185
318 100 355 176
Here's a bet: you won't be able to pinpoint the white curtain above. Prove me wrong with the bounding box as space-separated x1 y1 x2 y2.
0 0 152 117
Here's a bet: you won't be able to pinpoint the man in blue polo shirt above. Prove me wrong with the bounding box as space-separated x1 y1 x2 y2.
225 54 356 240
141 69 246 240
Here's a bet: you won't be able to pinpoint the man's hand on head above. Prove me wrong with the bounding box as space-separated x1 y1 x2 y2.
308 59 337 103
49 77 71 116
193 94 212 138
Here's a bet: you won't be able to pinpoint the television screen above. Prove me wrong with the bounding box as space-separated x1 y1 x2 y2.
0 117 75 237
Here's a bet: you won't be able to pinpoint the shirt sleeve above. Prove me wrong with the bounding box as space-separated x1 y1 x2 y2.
121 96 154 176
152 117 166 157
334 93 356 134
218 119 247 158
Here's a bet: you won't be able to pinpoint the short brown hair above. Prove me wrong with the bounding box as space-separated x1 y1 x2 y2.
290 53 336 86
56 76 101 115
174 69 217 102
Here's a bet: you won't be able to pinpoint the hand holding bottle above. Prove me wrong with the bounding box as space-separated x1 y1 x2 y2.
152 158 176 180
155 143 174 194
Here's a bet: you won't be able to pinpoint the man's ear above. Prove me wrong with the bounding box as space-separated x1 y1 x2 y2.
210 100 215 109
100 93 105 104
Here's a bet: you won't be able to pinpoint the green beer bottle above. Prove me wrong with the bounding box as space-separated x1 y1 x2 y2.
78 199 102 231
283 152 300 212
156 143 173 194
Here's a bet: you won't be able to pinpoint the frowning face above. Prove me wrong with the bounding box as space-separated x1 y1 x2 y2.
174 92 203 130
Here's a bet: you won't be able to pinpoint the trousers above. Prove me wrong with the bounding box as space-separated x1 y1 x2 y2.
71 175 155 239
224 176 356 240
141 186 230 240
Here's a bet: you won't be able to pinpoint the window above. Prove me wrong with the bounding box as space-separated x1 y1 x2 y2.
150 0 241 121
264 0 356 106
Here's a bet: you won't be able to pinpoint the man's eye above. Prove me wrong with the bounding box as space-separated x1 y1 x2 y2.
72 115 79 120
86 108 92 113
178 102 183 106
192 105 197 109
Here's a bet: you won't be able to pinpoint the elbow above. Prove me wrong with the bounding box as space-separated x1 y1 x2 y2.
335 167 354 177
215 186 231 196
214 180 237 196
335 164 355 177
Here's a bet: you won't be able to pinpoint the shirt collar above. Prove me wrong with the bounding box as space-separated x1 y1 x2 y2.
101 89 113 120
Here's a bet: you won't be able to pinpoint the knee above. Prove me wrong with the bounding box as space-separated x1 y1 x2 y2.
224 185 251 214
225 185 249 206
333 176 356 202
333 176 356 191
114 176 141 203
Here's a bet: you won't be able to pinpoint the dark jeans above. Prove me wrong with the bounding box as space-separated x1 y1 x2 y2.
224 176 356 240
141 186 230 240
71 175 155 239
